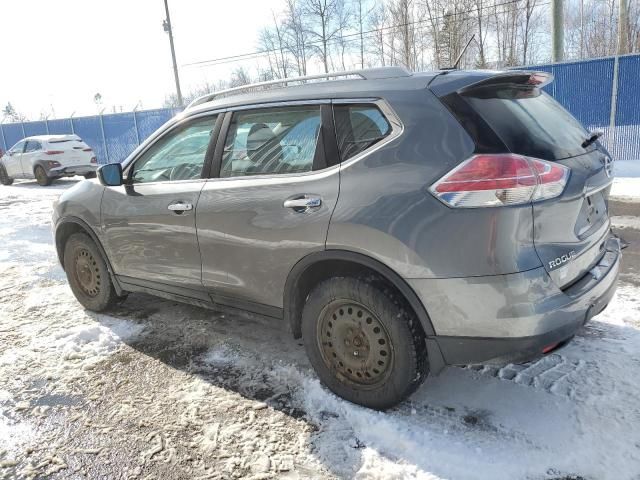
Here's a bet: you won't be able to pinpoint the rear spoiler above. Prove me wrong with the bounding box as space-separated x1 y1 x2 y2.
429 70 553 98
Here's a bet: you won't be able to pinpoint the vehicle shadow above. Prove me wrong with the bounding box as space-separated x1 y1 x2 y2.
94 288 640 479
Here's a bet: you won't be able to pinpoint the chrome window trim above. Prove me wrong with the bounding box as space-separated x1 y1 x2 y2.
123 97 403 187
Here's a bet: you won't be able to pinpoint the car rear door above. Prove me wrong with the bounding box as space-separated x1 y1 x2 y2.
196 103 340 313
4 140 26 177
101 113 222 298
21 140 42 176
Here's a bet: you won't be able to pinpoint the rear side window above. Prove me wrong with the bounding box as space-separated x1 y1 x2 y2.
221 105 321 178
25 141 42 152
334 104 391 161
463 88 591 160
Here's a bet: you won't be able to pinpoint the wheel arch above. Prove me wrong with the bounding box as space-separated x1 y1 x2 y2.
284 250 437 339
54 216 124 295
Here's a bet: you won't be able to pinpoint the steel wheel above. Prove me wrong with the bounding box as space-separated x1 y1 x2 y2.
35 166 51 186
317 300 393 388
73 248 102 297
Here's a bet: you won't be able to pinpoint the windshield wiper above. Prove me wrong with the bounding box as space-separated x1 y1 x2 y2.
582 130 603 148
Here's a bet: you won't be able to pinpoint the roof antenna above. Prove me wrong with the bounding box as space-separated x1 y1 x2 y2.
447 34 476 70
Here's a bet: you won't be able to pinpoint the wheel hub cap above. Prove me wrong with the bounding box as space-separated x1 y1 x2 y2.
74 249 101 297
318 301 392 386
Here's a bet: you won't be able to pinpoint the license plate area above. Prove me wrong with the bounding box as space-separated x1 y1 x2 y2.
575 192 608 238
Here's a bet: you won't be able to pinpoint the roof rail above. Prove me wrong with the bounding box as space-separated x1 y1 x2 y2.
186 66 411 109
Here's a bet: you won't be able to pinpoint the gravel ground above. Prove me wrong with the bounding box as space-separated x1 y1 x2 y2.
1 178 639 480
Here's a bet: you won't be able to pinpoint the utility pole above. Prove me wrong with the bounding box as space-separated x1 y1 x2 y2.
163 0 183 107
618 0 629 55
551 0 564 62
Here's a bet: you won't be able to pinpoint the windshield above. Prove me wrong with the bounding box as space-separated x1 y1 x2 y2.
464 87 593 161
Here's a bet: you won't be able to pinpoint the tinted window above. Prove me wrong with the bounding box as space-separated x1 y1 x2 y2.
334 105 391 161
25 141 41 152
221 106 321 177
131 116 217 184
464 88 592 160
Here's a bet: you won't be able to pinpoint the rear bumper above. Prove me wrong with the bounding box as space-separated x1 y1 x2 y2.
48 164 97 177
408 235 620 365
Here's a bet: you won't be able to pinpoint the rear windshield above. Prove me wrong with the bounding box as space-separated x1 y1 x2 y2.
463 87 593 161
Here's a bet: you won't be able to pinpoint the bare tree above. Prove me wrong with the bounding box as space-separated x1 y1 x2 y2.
303 0 346 73
230 67 252 87
388 0 417 69
283 0 309 76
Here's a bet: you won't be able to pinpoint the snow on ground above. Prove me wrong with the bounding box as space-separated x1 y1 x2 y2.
611 161 640 202
1 177 640 479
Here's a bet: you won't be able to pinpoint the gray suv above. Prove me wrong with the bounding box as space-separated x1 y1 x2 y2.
51 67 620 409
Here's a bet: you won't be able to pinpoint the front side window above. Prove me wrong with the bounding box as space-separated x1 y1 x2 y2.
221 105 321 178
130 116 217 184
334 104 391 161
10 141 26 154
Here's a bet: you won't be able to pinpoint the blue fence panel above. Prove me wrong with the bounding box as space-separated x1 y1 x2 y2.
103 112 138 163
71 116 106 164
23 120 48 138
3 124 24 150
612 55 640 160
136 108 178 144
47 119 73 135
552 58 614 129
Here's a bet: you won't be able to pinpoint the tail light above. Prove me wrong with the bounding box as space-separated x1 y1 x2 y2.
90 157 97 164
45 150 64 155
83 148 93 152
429 154 570 208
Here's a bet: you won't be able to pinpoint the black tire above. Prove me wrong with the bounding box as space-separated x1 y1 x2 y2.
0 164 13 185
63 233 119 312
301 277 428 410
34 165 52 186
84 172 97 179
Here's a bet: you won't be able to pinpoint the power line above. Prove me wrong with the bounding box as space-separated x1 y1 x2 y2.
184 0 547 68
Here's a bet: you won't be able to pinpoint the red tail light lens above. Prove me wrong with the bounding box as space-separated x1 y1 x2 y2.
45 150 64 155
90 157 97 164
430 154 570 208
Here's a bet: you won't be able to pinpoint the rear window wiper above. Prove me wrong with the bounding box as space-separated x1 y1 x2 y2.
581 130 603 148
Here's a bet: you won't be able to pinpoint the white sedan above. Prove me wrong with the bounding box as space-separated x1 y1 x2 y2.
0 134 97 186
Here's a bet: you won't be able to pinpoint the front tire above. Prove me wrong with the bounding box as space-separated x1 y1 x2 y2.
301 277 429 410
34 166 52 186
63 233 119 312
0 164 13 185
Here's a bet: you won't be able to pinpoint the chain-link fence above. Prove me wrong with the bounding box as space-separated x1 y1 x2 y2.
0 108 181 164
1 53 639 163
520 52 640 161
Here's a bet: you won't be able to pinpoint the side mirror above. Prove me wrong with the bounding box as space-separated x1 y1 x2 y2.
97 163 123 186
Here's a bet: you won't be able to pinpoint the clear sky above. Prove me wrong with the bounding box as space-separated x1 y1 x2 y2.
0 0 279 119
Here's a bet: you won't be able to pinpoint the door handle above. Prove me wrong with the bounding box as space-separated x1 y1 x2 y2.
167 202 193 213
283 195 322 212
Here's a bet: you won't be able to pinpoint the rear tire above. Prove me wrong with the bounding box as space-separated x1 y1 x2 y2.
34 166 52 186
301 277 429 410
0 164 13 185
63 233 119 312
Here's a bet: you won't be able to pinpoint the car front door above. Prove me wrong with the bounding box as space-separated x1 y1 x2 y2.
101 113 221 298
22 140 42 177
196 103 340 313
4 140 26 177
